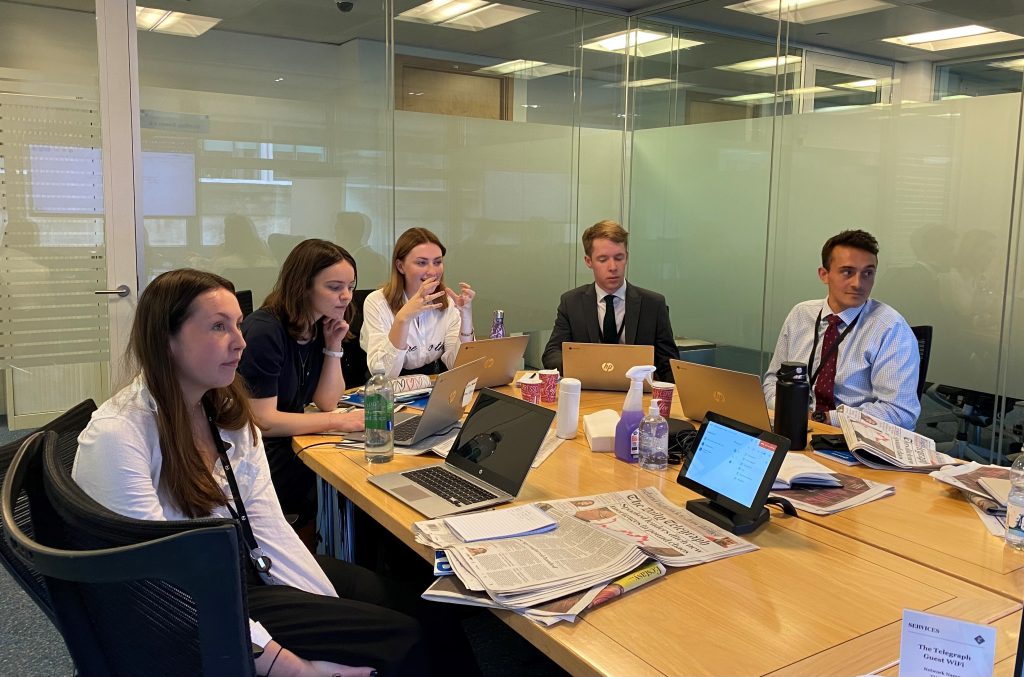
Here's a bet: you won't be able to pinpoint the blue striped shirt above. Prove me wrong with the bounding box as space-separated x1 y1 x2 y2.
763 297 921 429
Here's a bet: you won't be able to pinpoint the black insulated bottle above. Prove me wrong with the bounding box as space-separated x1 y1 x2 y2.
775 361 809 451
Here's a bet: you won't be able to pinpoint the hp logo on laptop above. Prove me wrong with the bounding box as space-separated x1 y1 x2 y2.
601 362 615 372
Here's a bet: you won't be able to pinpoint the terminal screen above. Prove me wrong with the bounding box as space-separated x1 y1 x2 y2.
684 420 778 508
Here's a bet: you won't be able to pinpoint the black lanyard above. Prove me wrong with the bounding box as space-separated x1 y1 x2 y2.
202 399 272 575
806 307 864 387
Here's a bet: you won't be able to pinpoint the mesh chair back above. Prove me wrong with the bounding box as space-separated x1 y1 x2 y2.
235 289 255 318
2 431 254 677
0 398 96 622
910 325 933 400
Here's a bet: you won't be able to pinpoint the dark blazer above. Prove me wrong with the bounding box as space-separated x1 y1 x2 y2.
542 283 677 382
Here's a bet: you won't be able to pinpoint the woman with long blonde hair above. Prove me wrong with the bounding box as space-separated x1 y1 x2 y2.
360 228 476 379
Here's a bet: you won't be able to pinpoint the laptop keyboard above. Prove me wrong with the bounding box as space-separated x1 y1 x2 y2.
394 415 422 443
404 466 498 507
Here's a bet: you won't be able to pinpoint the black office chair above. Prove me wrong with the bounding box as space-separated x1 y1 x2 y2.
910 325 933 400
342 289 373 389
0 398 96 624
2 431 255 677
235 289 254 318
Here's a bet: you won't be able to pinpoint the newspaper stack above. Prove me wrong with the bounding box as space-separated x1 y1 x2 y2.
771 473 894 515
414 487 757 624
930 462 1009 536
836 407 961 472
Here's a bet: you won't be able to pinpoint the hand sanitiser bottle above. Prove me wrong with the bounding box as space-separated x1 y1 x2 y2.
614 365 657 463
638 400 669 471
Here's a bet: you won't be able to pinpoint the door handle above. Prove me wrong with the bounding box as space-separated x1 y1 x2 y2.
94 284 131 298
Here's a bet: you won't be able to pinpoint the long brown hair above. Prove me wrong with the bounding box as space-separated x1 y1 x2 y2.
129 268 257 519
262 238 358 340
382 227 449 314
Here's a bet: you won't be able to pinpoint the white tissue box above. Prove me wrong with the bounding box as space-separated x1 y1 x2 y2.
583 409 619 452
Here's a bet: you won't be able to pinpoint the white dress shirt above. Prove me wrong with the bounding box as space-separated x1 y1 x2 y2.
594 281 627 344
360 288 465 379
73 376 337 647
762 297 921 429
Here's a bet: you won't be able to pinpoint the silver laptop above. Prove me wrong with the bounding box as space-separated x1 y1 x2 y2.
453 335 529 389
670 359 772 431
562 342 654 391
347 358 485 447
368 389 556 518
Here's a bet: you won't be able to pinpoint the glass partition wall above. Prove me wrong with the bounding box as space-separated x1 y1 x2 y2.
630 0 1024 462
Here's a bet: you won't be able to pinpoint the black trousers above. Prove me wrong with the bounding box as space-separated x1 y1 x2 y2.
263 436 317 528
247 556 426 677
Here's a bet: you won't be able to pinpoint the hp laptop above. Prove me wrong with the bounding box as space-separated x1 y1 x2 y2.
453 335 529 389
346 358 485 447
562 342 654 391
670 359 772 431
368 389 556 518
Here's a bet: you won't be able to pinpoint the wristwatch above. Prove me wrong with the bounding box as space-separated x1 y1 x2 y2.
252 643 265 659
323 348 344 358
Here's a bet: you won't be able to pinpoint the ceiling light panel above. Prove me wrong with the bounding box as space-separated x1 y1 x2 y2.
135 6 220 37
582 30 703 58
882 25 1024 51
716 55 802 75
396 0 536 30
476 60 575 78
725 0 894 25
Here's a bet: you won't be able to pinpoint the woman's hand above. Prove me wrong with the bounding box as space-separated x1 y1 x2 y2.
327 410 365 433
323 316 350 351
445 282 475 314
395 277 445 323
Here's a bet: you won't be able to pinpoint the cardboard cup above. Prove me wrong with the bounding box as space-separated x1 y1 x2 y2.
538 369 560 403
520 377 542 404
651 381 675 418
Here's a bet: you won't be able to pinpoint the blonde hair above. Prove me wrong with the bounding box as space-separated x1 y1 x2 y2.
381 228 449 314
582 220 628 256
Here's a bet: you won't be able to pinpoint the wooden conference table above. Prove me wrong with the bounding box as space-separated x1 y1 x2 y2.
296 383 1022 677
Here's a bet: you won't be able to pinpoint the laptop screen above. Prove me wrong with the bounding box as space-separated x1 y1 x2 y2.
683 420 779 509
445 389 555 496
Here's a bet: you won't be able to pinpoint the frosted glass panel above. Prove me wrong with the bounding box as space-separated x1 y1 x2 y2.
769 96 1019 395
630 119 773 359
394 111 589 334
0 1 110 427
137 9 391 301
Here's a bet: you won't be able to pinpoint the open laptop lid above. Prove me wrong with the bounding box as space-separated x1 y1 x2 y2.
671 359 772 431
444 388 555 497
563 342 654 391
404 357 486 442
453 335 529 389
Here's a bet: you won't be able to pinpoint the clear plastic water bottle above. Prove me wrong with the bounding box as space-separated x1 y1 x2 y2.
490 310 506 339
363 363 394 464
638 400 669 471
1005 455 1024 549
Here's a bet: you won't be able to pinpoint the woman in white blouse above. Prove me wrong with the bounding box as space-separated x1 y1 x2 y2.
73 269 426 677
360 228 476 379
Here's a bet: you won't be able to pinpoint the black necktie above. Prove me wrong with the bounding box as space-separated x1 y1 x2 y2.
602 294 618 344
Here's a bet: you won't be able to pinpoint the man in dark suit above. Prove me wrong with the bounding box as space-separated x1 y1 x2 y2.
542 220 677 382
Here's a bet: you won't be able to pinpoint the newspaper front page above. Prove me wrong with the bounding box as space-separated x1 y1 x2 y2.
837 408 957 471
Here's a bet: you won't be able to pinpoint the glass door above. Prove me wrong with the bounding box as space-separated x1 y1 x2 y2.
0 0 136 429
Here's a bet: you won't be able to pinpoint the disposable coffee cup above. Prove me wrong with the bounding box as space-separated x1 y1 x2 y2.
651 381 675 418
538 369 560 403
520 377 542 404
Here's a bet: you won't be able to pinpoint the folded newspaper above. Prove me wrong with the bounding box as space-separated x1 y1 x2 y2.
770 472 894 515
415 487 756 622
930 462 1009 538
836 407 960 472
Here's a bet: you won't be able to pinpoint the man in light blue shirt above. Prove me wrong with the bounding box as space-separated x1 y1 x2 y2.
763 230 921 429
